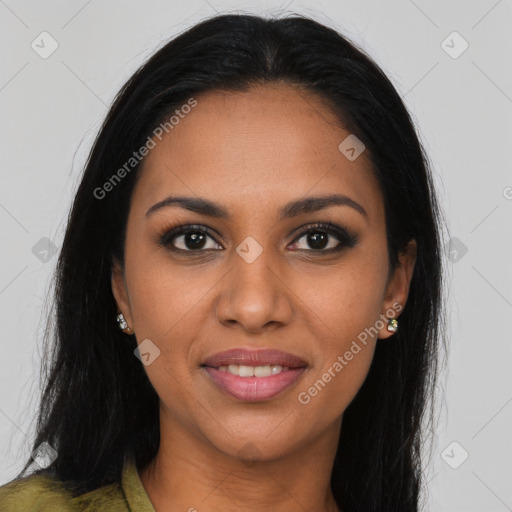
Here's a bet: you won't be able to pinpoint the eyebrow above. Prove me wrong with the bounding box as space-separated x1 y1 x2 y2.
145 194 368 221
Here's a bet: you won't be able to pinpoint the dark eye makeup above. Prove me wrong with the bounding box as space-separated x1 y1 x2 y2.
157 220 359 255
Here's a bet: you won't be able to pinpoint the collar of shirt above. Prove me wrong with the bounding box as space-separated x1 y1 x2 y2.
121 452 156 511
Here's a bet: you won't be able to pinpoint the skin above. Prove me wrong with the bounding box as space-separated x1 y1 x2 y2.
112 83 416 512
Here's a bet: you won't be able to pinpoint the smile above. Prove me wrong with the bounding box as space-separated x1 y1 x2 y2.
201 347 308 402
217 363 289 377
202 364 307 402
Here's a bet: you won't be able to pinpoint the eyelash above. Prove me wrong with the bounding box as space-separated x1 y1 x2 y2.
158 221 358 255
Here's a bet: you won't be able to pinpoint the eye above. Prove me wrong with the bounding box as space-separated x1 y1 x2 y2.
289 222 358 253
159 224 222 252
159 221 358 254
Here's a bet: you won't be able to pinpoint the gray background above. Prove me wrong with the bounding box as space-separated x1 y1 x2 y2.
1 1 511 510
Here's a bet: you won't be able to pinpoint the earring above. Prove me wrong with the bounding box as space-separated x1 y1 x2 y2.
116 313 133 334
387 318 398 333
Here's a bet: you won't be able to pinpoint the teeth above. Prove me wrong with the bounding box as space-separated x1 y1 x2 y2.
254 365 272 377
218 364 289 377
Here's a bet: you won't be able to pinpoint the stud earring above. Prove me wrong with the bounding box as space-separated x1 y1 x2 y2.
387 318 398 333
116 313 133 334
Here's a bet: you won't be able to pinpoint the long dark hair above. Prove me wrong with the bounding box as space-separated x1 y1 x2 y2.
17 13 446 511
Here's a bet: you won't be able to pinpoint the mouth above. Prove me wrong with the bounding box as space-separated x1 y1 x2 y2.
201 348 308 402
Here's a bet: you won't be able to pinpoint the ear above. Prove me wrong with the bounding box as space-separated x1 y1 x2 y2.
378 238 417 339
111 257 133 330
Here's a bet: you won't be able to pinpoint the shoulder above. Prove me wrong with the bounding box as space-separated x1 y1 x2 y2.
0 473 75 511
0 474 128 512
70 481 126 511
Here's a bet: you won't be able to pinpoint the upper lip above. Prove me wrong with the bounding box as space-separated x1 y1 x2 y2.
202 348 307 368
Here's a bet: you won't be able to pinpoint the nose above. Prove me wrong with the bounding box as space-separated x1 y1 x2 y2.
214 246 294 334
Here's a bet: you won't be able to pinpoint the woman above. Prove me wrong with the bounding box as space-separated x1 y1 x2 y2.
0 12 446 512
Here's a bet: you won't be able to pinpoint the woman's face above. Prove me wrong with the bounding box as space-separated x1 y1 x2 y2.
112 84 416 462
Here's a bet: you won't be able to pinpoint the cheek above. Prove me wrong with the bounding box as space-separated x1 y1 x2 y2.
294 249 387 341
126 239 212 337
124 260 211 411
123 253 217 395
130 272 203 336
293 258 387 414
295 293 379 424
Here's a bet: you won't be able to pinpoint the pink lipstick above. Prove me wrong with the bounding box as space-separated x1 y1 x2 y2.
202 348 307 402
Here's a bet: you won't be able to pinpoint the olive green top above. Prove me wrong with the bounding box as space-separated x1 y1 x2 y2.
0 453 155 511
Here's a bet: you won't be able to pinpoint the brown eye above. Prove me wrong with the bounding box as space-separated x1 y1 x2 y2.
289 222 358 253
160 225 223 252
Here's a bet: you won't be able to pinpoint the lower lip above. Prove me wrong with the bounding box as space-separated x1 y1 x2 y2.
203 367 306 402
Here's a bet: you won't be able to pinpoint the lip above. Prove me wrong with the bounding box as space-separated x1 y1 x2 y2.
203 366 307 402
202 348 307 368
201 348 308 402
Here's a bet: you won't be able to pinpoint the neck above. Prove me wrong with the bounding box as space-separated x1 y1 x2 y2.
139 410 342 512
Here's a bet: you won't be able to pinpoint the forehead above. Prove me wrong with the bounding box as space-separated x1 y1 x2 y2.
132 84 384 224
